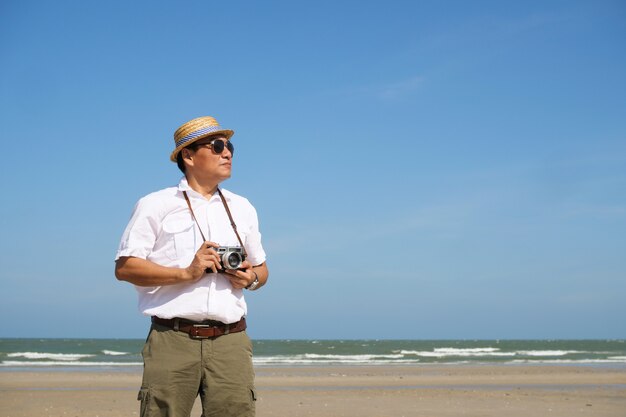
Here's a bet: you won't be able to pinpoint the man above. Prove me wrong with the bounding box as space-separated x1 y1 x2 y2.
115 116 268 417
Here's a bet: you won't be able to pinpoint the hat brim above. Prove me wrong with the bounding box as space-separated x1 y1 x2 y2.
170 129 234 162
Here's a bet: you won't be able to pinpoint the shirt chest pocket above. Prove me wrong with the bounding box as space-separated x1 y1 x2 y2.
161 216 197 261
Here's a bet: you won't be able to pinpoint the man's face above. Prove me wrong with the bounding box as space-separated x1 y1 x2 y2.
184 135 233 181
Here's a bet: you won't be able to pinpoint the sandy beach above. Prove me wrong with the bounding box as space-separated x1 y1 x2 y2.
1 365 625 417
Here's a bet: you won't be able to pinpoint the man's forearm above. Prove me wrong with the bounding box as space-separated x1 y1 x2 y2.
115 256 192 286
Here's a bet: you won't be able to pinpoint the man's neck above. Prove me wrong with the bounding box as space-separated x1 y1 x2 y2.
185 175 220 199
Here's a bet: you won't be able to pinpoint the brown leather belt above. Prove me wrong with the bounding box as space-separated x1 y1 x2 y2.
151 316 246 339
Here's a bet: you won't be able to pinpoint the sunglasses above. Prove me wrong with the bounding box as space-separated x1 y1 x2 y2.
192 138 234 156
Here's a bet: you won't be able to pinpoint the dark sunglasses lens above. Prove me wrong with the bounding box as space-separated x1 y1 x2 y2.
212 139 225 153
211 139 234 155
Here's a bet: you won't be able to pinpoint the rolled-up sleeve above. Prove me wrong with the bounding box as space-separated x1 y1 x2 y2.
115 198 159 261
244 203 266 267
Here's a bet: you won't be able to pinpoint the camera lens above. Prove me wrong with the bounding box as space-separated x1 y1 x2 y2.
226 252 242 269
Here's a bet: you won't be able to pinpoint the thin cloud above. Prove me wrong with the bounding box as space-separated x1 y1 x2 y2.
565 203 626 219
312 74 426 102
377 76 425 100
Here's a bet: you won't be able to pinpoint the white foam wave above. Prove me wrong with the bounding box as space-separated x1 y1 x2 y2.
510 358 626 364
303 353 405 360
253 357 420 365
254 353 415 365
400 348 514 358
436 348 501 354
102 350 128 356
516 350 582 357
398 349 593 358
1 361 142 367
7 352 95 361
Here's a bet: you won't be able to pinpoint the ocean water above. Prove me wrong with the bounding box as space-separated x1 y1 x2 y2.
1 338 625 370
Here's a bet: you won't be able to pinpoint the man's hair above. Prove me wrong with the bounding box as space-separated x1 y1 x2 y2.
176 152 186 173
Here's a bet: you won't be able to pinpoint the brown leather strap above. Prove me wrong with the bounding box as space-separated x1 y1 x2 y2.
151 316 247 339
216 188 246 254
182 188 246 256
182 190 208 242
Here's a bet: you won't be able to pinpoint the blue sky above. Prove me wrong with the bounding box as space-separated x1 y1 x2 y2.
1 0 625 340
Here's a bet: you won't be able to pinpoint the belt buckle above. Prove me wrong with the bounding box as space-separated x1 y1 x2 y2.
189 324 214 339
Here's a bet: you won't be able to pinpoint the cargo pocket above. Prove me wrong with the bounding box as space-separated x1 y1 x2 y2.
162 214 195 260
137 387 151 417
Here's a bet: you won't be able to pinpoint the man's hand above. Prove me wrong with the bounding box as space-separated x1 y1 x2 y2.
184 241 222 281
224 260 256 289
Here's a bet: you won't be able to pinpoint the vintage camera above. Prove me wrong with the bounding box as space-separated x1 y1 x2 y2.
207 246 246 273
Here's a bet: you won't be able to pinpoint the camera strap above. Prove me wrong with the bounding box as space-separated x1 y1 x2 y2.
182 189 247 256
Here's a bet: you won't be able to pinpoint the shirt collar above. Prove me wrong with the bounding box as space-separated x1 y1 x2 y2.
177 177 231 202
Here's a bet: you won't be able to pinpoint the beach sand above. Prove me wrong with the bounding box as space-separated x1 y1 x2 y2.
1 365 625 416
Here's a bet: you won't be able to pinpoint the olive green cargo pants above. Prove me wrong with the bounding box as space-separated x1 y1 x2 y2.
138 323 256 417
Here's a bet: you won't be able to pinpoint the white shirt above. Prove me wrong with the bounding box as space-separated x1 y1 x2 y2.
115 178 266 323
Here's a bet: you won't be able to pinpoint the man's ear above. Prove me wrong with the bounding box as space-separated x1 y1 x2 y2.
181 148 195 169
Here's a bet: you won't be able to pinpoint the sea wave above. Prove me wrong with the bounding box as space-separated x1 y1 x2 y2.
1 361 143 367
396 348 594 358
303 353 405 360
398 348 515 357
6 352 95 361
253 356 421 365
516 350 583 356
102 350 129 356
510 358 626 364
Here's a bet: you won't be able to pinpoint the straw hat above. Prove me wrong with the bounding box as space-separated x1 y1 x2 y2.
170 116 234 162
